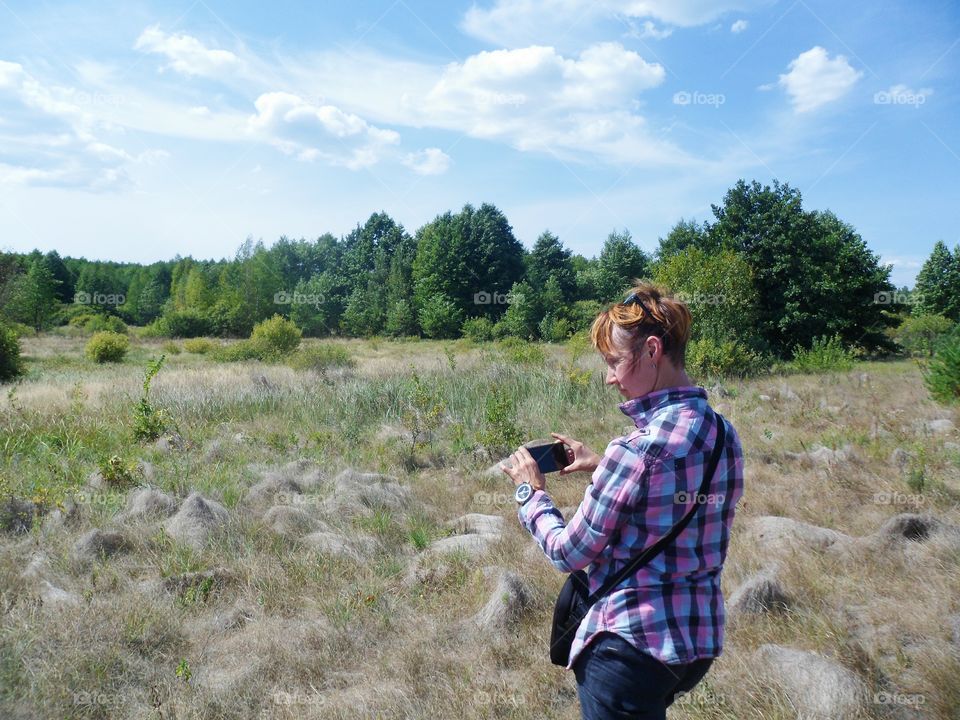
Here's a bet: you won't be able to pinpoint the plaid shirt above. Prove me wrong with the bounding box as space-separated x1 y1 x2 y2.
518 386 744 670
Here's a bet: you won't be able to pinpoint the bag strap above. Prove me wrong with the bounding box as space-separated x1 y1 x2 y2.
585 410 726 605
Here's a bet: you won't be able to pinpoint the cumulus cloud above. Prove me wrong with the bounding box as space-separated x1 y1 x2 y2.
777 46 862 113
401 148 452 175
462 0 771 46
135 26 243 78
247 92 400 169
731 19 748 33
412 42 685 165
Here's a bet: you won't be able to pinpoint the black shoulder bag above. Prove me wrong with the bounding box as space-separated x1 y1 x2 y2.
549 414 726 667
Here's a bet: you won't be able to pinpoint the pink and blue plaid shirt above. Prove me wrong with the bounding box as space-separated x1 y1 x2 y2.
518 385 744 670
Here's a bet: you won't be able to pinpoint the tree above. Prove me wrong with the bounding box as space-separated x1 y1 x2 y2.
914 241 960 320
526 231 576 300
6 260 61 332
655 218 714 261
590 230 649 302
418 294 463 339
707 179 895 355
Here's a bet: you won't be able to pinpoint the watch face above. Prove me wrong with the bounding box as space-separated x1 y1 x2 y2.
515 483 532 503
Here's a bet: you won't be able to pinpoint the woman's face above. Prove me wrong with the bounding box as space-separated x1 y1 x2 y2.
602 335 659 399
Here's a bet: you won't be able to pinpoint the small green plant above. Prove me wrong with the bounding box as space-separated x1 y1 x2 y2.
442 344 458 371
85 331 129 363
401 369 446 464
177 576 215 607
175 658 192 683
789 334 855 374
98 454 142 488
478 386 523 454
133 355 170 442
924 328 960 405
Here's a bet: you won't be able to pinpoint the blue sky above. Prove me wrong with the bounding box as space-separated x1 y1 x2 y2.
0 0 957 286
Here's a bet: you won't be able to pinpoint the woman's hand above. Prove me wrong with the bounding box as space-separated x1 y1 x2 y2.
551 432 601 476
501 446 546 492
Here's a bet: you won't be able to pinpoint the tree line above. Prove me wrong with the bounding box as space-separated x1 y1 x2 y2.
3 178 938 362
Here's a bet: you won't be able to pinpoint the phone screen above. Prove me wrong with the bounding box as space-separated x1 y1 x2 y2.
526 441 569 474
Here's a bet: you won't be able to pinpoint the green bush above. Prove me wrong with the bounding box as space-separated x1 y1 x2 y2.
183 338 217 354
685 337 770 379
68 312 99 328
287 344 355 371
250 315 302 357
418 294 463 339
895 314 955 357
211 339 270 362
160 309 212 338
85 331 129 363
87 314 127 334
925 328 960 405
132 356 170 442
161 341 181 355
461 317 495 342
789 334 855 374
497 337 546 365
0 321 24 382
538 313 572 343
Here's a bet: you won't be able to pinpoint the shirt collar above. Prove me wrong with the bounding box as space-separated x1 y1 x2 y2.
618 385 708 427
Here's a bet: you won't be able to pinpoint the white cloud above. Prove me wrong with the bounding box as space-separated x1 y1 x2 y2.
777 46 862 113
135 26 242 78
633 20 673 39
462 0 771 46
414 42 684 165
247 91 400 169
731 19 748 33
401 148 452 175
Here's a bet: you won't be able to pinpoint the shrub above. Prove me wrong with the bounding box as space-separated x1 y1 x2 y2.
211 339 270 362
162 341 181 355
69 312 99 328
250 315 302 357
287 344 355 371
478 387 524 454
182 338 217 354
160 309 212 338
789 334 855 374
85 331 129 363
895 314 955 357
538 313 572 343
461 317 495 342
0 321 24 382
497 337 546 365
418 294 463 339
87 314 127 334
925 328 960 405
685 337 770 379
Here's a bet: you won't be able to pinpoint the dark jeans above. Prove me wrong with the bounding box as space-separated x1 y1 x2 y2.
573 632 714 720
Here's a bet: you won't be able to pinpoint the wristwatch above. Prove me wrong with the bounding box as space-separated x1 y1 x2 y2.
515 482 534 505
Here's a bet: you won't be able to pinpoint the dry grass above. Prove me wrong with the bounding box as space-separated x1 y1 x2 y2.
1 336 958 719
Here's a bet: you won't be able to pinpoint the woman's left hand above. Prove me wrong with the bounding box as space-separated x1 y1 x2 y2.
501 446 547 492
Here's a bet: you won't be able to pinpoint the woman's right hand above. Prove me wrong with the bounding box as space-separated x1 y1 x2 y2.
551 432 601 476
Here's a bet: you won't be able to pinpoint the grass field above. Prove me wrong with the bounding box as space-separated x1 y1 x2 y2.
1 335 959 719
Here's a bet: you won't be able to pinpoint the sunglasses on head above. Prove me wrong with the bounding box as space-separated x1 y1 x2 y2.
621 292 669 351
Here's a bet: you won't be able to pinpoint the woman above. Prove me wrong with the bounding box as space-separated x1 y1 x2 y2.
502 283 744 720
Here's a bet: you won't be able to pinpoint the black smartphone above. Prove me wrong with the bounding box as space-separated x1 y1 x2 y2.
526 441 570 474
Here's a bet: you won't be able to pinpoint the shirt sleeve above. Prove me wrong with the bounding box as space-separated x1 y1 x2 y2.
516 439 648 573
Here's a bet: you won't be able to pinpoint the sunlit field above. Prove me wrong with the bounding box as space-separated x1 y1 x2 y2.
1 334 958 719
